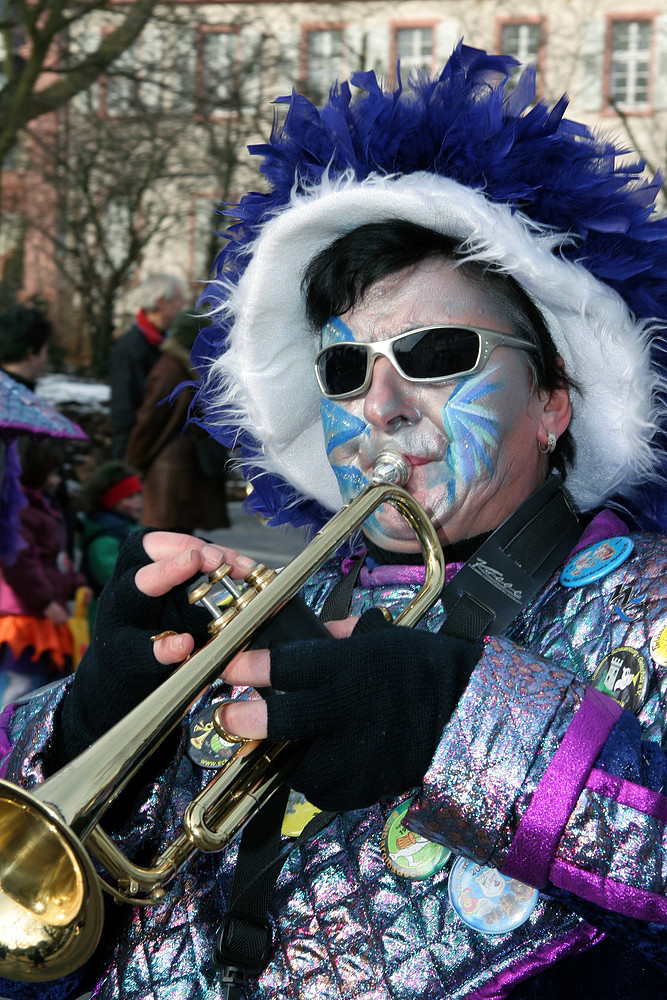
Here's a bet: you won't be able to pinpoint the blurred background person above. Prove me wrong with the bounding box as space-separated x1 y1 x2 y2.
0 302 78 556
78 460 143 630
0 438 90 708
127 308 230 534
110 272 186 460
0 303 51 390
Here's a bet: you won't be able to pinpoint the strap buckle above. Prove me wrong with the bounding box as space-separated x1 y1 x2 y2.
214 909 273 976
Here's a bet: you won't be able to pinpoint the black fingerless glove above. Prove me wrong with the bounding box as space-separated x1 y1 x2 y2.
266 609 482 811
52 529 212 769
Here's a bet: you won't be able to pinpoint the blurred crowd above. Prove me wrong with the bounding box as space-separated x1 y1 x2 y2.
0 274 232 708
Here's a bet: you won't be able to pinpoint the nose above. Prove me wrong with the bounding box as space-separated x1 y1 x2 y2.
362 356 420 430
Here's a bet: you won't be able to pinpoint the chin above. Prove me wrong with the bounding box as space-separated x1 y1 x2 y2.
363 511 425 553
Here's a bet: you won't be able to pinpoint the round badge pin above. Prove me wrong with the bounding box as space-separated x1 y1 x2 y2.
448 857 539 935
186 703 238 769
560 536 634 588
591 646 650 713
650 624 667 668
381 797 451 880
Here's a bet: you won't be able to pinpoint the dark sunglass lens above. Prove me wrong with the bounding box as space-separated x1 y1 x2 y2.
318 344 368 396
394 328 480 379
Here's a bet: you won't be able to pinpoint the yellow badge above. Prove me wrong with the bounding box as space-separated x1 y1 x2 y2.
282 790 320 837
650 624 667 667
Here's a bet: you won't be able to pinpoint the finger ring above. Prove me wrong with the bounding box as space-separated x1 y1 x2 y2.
213 703 254 745
150 630 178 643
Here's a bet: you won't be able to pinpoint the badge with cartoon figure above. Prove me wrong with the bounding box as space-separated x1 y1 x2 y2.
591 646 650 713
560 537 634 588
187 689 261 769
381 797 451 879
448 857 539 934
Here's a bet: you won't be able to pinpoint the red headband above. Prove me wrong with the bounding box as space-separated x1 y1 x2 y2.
100 475 143 510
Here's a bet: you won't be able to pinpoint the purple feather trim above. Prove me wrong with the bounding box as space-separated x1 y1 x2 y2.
0 439 27 565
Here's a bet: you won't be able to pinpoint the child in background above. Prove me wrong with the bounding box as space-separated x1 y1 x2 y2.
78 460 143 628
0 439 91 707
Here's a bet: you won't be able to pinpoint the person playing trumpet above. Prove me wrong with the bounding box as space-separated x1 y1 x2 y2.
3 42 667 1000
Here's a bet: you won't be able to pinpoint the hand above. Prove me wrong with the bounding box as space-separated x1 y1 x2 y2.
219 615 358 737
137 531 257 665
53 529 258 767
44 600 69 625
219 610 482 811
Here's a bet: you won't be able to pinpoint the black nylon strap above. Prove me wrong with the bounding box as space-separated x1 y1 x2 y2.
214 791 336 997
214 784 290 997
439 473 581 642
439 592 494 641
319 555 364 622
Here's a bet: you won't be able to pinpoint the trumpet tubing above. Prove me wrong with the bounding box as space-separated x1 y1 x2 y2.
0 464 445 982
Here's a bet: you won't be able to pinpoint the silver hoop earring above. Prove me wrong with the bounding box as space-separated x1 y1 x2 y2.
538 431 556 455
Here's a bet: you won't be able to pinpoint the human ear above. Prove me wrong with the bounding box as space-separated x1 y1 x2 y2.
537 357 572 450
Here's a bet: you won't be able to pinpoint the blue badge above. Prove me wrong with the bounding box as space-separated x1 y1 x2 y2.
448 857 539 935
560 536 634 588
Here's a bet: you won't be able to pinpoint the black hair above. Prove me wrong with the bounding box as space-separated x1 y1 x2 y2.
302 219 577 478
80 460 140 512
0 305 53 364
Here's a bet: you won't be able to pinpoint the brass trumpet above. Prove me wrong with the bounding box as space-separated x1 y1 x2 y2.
0 453 445 982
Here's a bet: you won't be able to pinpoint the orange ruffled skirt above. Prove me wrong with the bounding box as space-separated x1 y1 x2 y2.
0 615 74 670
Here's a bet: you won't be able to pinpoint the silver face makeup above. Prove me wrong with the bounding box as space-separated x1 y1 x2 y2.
318 258 554 550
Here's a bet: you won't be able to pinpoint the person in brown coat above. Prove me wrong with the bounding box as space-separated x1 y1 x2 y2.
126 310 230 533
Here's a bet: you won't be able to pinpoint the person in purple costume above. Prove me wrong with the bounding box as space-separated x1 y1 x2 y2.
2 42 667 1000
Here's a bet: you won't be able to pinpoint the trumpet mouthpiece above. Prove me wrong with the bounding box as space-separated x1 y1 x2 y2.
370 452 411 487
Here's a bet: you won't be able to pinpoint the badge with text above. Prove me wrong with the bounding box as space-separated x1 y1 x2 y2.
591 646 649 713
448 857 538 935
381 797 451 879
560 536 634 588
650 624 667 668
187 703 238 769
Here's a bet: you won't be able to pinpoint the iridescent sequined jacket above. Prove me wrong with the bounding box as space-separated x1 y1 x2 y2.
2 520 667 1000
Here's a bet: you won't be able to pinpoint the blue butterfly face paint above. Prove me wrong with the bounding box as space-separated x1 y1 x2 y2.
440 367 503 505
317 258 553 550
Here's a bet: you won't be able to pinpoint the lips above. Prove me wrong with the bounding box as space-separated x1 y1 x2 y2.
402 453 432 467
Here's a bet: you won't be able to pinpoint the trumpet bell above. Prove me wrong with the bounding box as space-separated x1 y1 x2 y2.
0 780 103 981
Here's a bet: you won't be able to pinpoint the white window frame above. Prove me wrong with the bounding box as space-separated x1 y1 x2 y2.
608 18 652 111
304 27 344 100
395 26 434 74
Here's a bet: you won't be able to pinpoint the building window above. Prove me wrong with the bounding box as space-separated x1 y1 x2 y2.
304 28 344 101
609 19 651 109
500 21 541 85
199 29 240 117
395 26 433 74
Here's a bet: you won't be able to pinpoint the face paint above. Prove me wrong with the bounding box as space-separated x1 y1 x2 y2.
320 396 370 500
440 365 503 506
318 259 555 549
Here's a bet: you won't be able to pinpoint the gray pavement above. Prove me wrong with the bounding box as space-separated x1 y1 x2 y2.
199 500 312 568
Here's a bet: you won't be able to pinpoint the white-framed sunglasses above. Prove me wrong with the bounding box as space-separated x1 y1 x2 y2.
315 324 538 400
